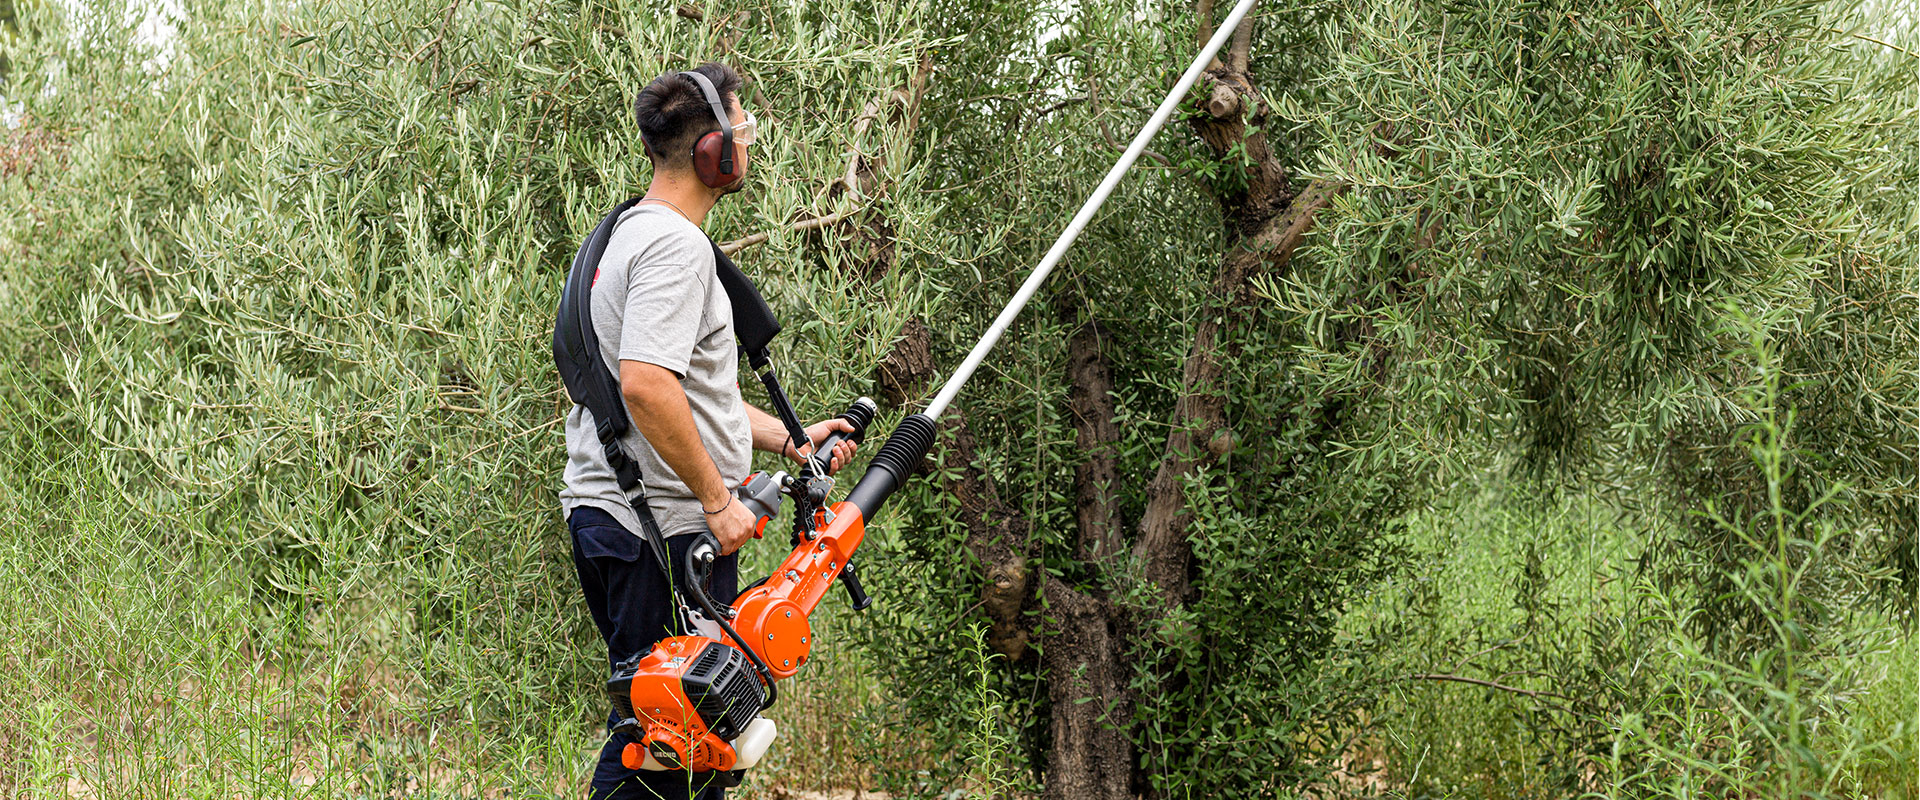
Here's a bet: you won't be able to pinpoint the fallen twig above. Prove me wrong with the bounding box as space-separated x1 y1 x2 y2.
1402 673 1581 705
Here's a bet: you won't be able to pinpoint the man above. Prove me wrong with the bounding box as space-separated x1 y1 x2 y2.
559 61 856 800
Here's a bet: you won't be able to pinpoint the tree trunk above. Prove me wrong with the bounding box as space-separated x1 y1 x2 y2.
1040 314 1135 800
958 10 1350 795
1040 580 1134 800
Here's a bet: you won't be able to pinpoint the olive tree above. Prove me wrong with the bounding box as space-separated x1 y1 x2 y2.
855 0 1914 796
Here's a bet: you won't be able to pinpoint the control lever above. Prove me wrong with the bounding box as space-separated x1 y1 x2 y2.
838 557 873 611
737 470 785 539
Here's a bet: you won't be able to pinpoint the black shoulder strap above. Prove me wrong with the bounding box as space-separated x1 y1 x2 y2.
553 197 648 496
710 242 781 368
553 197 691 593
555 199 786 490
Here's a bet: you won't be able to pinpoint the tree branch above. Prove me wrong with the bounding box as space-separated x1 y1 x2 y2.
1228 12 1255 73
1131 179 1344 605
1188 68 1288 224
1087 59 1174 171
409 0 461 64
1195 0 1216 54
1034 95 1089 119
1044 304 1135 800
833 88 910 202
1039 579 1135 800
1402 673 1581 706
1066 313 1125 566
717 206 864 255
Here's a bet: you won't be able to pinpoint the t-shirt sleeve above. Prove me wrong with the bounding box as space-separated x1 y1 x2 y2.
618 230 713 378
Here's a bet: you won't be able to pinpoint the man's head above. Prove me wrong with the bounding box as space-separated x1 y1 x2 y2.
635 62 750 192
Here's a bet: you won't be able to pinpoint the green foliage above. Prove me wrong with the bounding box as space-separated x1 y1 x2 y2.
1274 0 1916 625
861 0 1912 794
963 624 1031 798
2 0 949 794
0 0 31 81
851 2 1409 792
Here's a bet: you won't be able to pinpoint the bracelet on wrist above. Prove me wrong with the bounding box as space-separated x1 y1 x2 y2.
702 495 733 516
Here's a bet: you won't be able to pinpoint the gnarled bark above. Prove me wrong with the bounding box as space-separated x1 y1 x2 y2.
1120 4 1356 612
1041 580 1134 800
877 316 935 408
943 412 1034 661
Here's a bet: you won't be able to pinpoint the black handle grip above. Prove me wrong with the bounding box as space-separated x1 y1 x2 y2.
844 413 936 518
839 557 873 611
809 397 876 474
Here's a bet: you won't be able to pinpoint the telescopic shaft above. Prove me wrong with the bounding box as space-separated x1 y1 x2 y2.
839 0 1263 522
920 0 1263 421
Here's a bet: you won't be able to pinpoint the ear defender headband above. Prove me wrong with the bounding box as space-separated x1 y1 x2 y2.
678 70 738 189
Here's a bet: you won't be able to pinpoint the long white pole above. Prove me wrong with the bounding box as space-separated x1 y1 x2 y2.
920 0 1262 420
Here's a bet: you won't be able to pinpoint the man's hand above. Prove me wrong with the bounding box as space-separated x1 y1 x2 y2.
707 495 757 556
791 418 859 474
742 404 858 473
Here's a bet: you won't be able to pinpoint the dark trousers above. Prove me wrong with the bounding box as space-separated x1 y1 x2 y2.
569 505 739 800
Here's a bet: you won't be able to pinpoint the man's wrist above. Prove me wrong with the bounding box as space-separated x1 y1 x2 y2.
695 480 733 515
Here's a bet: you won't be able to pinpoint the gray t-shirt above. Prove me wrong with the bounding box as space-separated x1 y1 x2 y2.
560 204 753 538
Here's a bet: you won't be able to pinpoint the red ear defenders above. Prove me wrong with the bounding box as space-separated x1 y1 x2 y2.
679 70 740 189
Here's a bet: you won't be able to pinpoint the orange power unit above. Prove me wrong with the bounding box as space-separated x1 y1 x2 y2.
604 398 937 784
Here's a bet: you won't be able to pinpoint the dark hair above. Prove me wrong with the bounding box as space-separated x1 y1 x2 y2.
634 62 743 168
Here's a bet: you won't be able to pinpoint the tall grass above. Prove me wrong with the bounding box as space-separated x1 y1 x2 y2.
1350 339 1916 799
0 384 918 798
1605 350 1913 799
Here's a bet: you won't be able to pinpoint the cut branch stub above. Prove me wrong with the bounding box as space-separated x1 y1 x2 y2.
1206 83 1241 119
941 412 1035 661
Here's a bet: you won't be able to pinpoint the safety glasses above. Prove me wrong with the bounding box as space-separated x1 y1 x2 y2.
732 109 758 147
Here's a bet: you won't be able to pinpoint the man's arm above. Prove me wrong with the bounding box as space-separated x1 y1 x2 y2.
621 359 755 551
744 403 802 461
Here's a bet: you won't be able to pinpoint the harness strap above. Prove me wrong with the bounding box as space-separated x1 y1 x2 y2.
555 198 785 621
555 197 687 611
